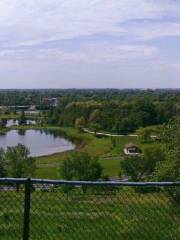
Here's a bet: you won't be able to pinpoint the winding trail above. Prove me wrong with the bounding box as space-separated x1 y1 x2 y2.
83 128 157 138
83 128 138 137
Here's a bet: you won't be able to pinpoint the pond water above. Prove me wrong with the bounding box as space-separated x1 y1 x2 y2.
0 130 75 157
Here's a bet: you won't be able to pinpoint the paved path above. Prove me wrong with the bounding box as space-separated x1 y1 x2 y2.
83 128 138 137
83 128 157 138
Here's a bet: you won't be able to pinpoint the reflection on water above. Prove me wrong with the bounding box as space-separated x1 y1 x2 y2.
6 119 36 127
0 130 75 157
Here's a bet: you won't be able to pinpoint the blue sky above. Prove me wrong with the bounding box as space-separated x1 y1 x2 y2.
0 0 180 88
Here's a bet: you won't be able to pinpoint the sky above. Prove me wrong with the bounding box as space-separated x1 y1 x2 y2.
0 0 180 89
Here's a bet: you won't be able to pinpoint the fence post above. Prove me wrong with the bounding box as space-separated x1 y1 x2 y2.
23 178 31 240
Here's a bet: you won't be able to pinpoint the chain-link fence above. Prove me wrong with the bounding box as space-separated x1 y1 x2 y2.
0 179 179 240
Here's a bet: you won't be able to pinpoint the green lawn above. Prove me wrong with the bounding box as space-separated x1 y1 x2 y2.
0 113 41 120
34 127 158 179
35 129 115 179
34 128 118 179
7 125 159 179
0 114 19 120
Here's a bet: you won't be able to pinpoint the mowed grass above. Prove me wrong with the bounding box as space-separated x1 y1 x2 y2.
0 186 179 240
35 128 127 179
35 127 158 179
3 125 158 179
35 139 114 179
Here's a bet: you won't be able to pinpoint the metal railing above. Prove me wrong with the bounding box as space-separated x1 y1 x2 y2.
0 178 179 240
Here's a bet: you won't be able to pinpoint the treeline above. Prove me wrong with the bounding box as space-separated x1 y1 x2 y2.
1 89 180 133
46 91 179 134
0 89 60 107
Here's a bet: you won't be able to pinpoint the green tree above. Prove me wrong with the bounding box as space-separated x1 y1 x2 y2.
121 156 144 181
155 117 180 203
90 123 101 135
89 109 101 134
0 119 7 128
143 145 165 176
19 111 26 125
60 152 102 181
89 109 100 123
75 116 85 131
5 144 36 179
137 127 152 143
60 157 74 180
60 152 102 193
121 145 165 181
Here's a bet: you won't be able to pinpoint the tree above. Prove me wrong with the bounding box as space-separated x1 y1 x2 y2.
137 128 152 143
143 145 165 176
155 117 180 203
89 109 101 123
60 152 103 192
121 145 165 181
49 109 59 125
121 155 144 181
60 157 74 180
89 109 101 134
0 119 7 128
156 117 180 180
60 152 102 181
75 117 85 131
90 123 101 135
19 111 26 125
5 144 36 179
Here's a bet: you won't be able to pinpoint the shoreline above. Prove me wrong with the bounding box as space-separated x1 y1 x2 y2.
5 125 84 158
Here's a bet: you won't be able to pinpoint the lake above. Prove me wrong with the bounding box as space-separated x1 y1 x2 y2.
0 129 75 157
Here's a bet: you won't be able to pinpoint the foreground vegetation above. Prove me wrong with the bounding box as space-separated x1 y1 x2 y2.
0 184 179 240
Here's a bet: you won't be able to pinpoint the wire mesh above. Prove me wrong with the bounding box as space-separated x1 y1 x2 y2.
0 182 24 240
0 179 179 240
29 182 180 240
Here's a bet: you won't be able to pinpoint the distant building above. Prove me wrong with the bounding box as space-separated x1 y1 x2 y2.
124 143 141 156
42 97 58 107
28 105 36 111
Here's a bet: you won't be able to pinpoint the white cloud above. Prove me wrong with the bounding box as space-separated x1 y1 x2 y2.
0 43 157 63
127 22 180 40
165 63 180 70
0 0 180 48
0 0 180 88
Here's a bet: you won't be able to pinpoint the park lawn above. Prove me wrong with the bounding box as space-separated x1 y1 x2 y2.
0 113 19 120
35 129 115 179
0 113 41 120
35 165 59 179
35 127 158 179
10 125 159 179
99 157 122 176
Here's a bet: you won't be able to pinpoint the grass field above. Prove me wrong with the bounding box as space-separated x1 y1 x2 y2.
7 125 158 179
0 184 179 240
33 127 157 179
0 113 41 120
34 128 138 179
0 114 19 120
